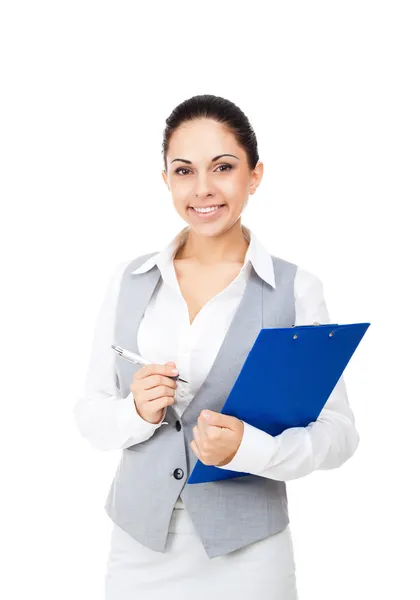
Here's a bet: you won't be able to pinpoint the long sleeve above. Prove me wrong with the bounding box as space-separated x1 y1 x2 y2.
218 268 360 480
73 261 167 451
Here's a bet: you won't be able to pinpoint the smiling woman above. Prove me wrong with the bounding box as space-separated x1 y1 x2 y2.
72 94 359 600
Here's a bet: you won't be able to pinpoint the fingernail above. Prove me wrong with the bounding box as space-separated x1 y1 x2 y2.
172 368 178 375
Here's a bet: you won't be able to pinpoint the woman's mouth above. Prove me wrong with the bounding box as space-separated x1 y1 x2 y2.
188 204 227 220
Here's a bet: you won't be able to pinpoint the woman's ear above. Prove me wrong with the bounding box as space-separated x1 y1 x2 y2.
161 170 170 191
250 161 264 194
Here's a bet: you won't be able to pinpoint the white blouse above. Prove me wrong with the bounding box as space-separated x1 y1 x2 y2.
73 225 359 510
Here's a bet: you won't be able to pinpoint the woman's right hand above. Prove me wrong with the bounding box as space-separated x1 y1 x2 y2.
130 361 178 424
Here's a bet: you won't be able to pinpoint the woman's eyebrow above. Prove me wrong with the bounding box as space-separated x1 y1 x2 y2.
170 154 239 165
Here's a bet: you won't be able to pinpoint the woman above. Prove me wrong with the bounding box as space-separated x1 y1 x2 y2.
74 94 360 599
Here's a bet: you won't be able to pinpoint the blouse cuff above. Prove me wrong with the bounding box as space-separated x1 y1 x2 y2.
218 421 276 474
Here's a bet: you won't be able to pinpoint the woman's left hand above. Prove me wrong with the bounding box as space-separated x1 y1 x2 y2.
191 410 244 467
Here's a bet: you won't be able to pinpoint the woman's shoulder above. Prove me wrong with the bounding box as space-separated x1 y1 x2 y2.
115 251 159 275
293 266 324 302
271 255 323 290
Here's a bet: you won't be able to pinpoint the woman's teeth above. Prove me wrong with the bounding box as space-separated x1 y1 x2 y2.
191 205 224 213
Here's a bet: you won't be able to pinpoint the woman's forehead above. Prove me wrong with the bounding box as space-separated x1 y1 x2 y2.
168 122 242 160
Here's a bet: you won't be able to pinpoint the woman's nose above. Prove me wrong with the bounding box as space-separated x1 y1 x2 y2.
193 173 214 198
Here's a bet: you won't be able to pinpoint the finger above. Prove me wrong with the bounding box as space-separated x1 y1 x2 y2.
192 425 202 451
144 384 175 401
143 374 177 391
191 439 200 458
197 416 210 442
202 410 235 430
136 363 178 380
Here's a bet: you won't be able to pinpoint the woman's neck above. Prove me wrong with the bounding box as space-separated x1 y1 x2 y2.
175 222 249 267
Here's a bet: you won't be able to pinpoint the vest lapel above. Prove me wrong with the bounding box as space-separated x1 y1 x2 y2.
181 266 265 425
114 265 162 399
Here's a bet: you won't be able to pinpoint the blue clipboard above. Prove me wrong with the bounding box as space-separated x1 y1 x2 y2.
187 322 370 484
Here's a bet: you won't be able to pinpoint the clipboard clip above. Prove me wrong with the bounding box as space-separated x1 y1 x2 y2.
291 322 338 339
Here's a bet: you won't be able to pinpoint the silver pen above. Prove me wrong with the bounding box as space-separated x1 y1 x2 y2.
111 345 189 384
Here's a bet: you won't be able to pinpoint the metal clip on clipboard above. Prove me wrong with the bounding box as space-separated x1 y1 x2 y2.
291 321 339 338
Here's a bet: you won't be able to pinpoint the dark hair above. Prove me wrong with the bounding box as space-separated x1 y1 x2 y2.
162 94 259 172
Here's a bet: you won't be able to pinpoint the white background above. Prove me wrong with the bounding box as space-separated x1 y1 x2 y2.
1 1 419 598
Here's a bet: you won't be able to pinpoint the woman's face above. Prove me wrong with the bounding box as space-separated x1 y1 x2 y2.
162 118 263 236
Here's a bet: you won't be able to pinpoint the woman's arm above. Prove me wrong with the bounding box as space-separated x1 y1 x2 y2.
218 268 360 480
73 261 166 451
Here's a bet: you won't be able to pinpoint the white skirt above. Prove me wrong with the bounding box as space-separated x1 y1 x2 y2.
104 507 299 599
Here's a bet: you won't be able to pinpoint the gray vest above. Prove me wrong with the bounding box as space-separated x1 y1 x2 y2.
104 252 298 559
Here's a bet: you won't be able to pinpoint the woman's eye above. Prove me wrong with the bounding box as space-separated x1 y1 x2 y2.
216 163 233 172
174 164 233 176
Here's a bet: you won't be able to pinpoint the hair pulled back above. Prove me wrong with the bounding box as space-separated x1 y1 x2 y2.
162 94 259 172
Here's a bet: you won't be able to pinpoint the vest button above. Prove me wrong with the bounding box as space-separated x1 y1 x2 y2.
173 468 184 480
175 421 182 431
